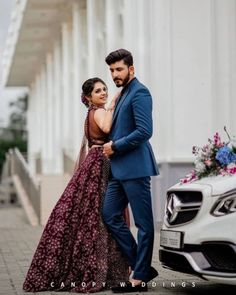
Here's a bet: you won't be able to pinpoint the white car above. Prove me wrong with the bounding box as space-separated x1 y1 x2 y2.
159 174 236 285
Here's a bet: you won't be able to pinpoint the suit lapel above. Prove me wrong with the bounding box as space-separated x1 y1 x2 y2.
112 89 130 125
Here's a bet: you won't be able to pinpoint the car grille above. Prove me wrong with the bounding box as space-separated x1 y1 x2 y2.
165 191 202 226
160 243 236 276
201 243 236 272
159 249 194 274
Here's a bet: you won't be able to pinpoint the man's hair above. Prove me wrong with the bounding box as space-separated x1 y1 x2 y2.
105 49 133 66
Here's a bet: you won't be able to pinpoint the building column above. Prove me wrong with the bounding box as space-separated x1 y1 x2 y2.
135 0 152 85
36 72 44 174
40 66 49 174
53 41 63 173
87 0 96 77
87 0 106 78
45 53 54 173
148 0 173 160
72 2 83 157
105 0 123 51
62 22 73 156
147 0 174 224
105 0 124 92
123 0 137 52
34 75 42 173
211 0 236 135
27 84 36 174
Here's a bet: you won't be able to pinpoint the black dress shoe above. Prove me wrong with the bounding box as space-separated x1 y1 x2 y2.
111 281 148 293
146 266 158 282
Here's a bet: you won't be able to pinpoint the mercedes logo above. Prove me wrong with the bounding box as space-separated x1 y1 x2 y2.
166 193 182 223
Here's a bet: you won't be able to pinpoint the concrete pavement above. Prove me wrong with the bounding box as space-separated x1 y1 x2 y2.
0 206 235 295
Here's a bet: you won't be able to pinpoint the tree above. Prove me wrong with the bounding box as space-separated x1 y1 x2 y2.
8 93 28 140
0 93 28 176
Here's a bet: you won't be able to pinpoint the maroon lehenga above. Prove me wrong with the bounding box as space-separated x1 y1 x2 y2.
23 106 129 293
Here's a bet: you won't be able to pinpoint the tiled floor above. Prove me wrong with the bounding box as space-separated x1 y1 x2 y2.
0 206 235 295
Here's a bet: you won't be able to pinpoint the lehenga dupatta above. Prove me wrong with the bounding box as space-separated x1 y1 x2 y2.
73 132 88 172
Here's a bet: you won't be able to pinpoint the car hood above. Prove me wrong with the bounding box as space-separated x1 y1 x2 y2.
171 174 236 196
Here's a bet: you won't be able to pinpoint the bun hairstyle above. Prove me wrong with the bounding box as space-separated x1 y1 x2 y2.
80 93 90 108
81 77 107 108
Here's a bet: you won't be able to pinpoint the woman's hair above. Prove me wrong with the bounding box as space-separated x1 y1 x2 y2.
105 49 133 67
81 77 107 108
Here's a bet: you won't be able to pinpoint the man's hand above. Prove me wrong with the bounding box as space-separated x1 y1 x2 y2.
103 141 114 157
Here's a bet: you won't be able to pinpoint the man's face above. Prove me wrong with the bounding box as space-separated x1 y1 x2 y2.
109 60 134 87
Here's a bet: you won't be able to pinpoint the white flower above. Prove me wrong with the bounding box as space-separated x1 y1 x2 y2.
195 162 205 173
194 156 201 165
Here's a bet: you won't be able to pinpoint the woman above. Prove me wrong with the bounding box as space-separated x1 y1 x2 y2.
23 78 129 293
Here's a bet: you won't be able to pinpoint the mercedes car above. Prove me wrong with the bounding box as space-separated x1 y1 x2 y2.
159 174 236 285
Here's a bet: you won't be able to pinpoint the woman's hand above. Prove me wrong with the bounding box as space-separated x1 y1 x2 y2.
94 93 120 133
108 92 121 110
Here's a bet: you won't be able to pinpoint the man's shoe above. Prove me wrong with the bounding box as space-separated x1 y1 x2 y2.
146 266 158 282
111 281 148 293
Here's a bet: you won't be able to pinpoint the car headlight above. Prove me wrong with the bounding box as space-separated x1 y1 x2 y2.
211 193 236 216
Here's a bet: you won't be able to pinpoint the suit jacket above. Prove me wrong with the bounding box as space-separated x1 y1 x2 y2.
109 77 159 180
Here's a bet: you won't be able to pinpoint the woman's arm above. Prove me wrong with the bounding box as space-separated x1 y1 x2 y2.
94 108 113 134
94 93 119 133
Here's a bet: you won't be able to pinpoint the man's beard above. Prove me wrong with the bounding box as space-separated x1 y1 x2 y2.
114 73 130 88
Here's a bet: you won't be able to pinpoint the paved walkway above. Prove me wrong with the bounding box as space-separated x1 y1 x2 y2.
0 206 235 295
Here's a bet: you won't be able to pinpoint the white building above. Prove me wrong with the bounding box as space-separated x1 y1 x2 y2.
1 0 236 225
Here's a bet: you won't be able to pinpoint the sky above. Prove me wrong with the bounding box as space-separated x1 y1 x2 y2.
0 0 26 128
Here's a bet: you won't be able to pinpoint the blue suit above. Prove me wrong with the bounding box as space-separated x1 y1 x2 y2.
102 78 159 281
109 77 158 179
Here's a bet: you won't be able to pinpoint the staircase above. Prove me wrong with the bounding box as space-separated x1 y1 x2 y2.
0 177 18 206
0 149 40 225
0 152 19 206
1 148 72 226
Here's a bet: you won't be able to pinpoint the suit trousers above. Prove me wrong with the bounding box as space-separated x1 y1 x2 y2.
102 175 154 281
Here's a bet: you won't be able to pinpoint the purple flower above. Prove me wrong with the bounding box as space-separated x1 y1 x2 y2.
213 132 221 146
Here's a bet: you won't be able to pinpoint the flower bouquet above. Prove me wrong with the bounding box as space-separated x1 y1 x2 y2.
181 127 236 184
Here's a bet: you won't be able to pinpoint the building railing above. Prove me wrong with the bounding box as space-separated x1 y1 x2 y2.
0 154 13 204
35 153 42 174
10 147 41 219
1 153 11 181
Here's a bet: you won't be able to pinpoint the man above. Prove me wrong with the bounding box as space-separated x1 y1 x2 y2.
102 49 159 293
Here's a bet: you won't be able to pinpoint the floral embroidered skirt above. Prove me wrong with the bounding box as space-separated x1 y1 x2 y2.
23 147 129 293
